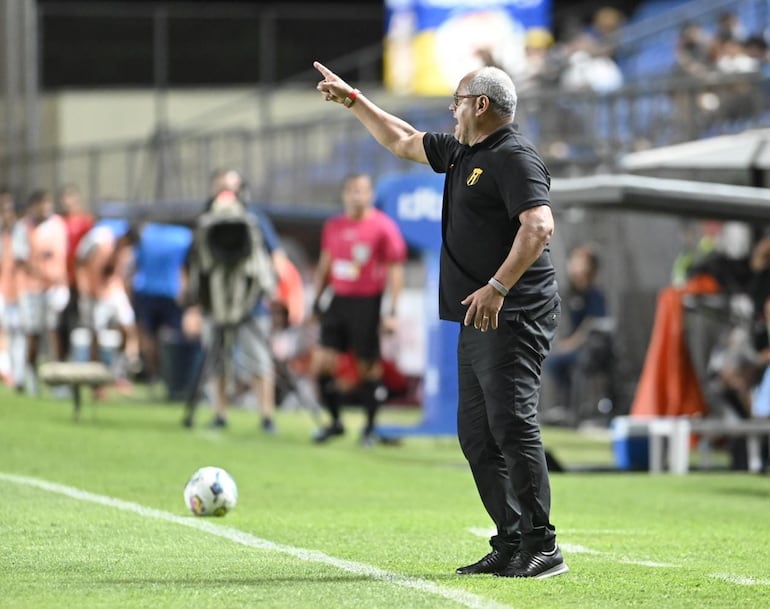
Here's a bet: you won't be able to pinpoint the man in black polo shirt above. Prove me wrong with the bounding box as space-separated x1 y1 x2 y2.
313 62 567 579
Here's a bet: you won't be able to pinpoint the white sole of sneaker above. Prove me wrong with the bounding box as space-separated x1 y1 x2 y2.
534 562 570 579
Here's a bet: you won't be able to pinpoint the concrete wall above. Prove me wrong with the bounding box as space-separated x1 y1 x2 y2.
51 85 414 148
1 84 421 204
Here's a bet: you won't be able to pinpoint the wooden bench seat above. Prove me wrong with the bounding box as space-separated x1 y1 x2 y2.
38 361 114 419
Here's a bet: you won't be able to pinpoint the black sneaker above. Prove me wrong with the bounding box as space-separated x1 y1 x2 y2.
496 546 569 579
456 548 514 575
376 433 403 446
312 422 345 443
208 415 228 429
261 418 276 435
359 431 402 448
360 431 376 449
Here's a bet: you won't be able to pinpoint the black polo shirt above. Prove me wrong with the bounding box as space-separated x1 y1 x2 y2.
423 124 558 322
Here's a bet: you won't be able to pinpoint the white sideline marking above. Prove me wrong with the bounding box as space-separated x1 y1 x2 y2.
468 528 769 584
471 527 647 537
559 529 646 536
557 543 603 556
468 527 499 539
0 474 514 609
553 544 676 569
470 527 674 568
710 573 770 587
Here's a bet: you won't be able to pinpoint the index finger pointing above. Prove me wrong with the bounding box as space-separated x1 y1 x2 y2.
313 61 333 77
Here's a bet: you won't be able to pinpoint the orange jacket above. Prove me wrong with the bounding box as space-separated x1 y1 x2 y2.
630 274 720 418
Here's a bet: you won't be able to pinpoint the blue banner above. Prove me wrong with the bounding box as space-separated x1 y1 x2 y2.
376 171 459 437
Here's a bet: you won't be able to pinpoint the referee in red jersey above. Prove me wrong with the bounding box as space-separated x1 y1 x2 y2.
310 174 406 447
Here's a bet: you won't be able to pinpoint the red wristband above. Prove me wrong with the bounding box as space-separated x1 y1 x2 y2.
343 88 360 108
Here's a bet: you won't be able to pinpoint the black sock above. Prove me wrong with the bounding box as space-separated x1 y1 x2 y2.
318 374 341 425
361 380 383 435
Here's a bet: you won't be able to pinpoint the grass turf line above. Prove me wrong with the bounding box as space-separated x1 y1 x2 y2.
2 387 769 609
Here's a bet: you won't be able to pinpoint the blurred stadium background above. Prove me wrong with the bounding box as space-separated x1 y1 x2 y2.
2 0 770 448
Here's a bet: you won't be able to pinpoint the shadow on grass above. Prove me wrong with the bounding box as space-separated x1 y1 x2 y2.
56 415 186 434
707 484 770 499
96 573 462 585
360 451 467 470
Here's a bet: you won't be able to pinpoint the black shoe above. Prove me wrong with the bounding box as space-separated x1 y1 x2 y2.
359 430 402 448
261 418 276 434
313 422 345 443
208 415 228 429
496 546 569 579
376 433 402 446
456 548 514 575
360 431 376 448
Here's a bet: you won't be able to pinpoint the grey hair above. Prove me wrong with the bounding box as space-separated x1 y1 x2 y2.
466 67 517 119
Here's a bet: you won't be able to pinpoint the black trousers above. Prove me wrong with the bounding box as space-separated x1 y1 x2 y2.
457 302 561 552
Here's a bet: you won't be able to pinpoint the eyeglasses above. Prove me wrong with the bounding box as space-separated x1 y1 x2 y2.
452 93 481 106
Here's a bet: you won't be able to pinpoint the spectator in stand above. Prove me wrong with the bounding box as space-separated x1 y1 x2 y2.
674 22 713 79
715 37 759 74
744 35 770 71
12 190 69 394
509 28 559 94
584 6 625 60
57 184 95 360
560 41 623 94
558 9 624 96
708 11 747 63
0 189 25 390
712 36 761 122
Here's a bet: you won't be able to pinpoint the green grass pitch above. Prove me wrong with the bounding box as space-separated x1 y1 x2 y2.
1 386 769 609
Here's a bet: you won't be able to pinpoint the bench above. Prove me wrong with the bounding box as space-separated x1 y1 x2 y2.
688 418 770 474
38 361 114 419
612 415 770 474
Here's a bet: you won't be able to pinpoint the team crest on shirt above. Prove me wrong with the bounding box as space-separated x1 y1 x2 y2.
351 243 372 265
466 168 484 186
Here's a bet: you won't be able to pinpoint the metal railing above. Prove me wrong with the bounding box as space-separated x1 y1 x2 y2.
2 71 767 212
5 0 770 210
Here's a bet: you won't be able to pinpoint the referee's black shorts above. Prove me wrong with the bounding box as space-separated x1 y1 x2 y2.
320 293 382 361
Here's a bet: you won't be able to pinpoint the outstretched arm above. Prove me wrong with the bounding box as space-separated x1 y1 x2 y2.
314 61 428 164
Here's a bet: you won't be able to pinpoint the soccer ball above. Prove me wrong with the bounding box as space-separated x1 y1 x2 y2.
183 466 238 517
